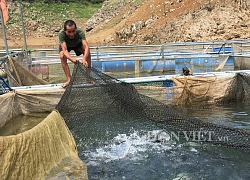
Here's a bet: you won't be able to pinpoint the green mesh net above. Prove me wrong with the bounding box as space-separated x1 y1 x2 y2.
56 62 250 153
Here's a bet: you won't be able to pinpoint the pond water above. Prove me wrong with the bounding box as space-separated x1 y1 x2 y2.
2 56 250 179
0 113 48 136
2 89 250 179
2 85 250 179
72 88 250 180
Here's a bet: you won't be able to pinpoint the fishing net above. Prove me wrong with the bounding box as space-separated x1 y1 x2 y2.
171 74 234 105
56 62 250 153
0 110 87 180
217 72 250 104
0 87 88 179
2 55 250 179
0 54 88 179
171 72 250 105
3 55 49 87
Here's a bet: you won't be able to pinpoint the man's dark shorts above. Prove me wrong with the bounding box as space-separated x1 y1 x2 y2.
59 41 83 56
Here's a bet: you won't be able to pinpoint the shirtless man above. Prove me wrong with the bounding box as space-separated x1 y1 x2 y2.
58 20 91 87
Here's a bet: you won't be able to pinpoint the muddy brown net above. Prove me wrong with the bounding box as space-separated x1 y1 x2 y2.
0 54 88 179
171 72 250 106
56 62 250 153
6 55 49 86
217 72 250 104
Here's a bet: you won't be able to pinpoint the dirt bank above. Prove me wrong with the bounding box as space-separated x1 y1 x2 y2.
1 0 249 49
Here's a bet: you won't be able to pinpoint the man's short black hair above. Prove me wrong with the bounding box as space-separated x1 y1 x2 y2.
64 20 77 30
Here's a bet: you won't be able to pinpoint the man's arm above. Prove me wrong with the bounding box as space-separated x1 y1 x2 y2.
61 42 77 63
81 40 91 67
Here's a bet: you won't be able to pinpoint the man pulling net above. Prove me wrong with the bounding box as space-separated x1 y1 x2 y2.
58 20 92 88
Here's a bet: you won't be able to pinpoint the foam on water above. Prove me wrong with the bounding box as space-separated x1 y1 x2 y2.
75 117 250 180
84 130 185 165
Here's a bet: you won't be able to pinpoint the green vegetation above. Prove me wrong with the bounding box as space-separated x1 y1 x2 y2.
7 1 103 26
134 0 145 6
13 0 104 4
25 2 102 19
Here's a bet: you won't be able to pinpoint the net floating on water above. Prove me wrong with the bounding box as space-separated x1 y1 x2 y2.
56 62 250 153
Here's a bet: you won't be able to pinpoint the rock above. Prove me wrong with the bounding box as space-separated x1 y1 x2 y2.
2 0 250 48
